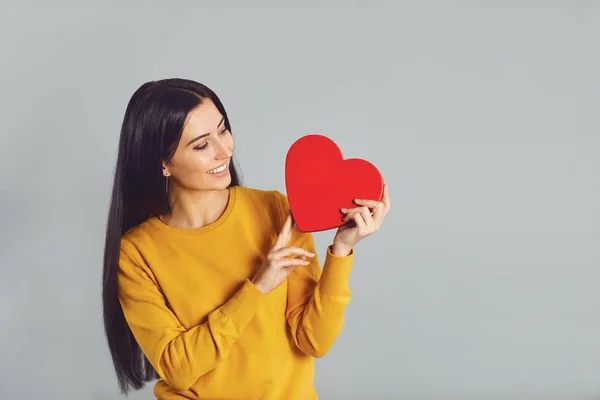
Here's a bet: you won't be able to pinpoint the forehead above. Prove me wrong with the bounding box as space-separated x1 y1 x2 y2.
181 99 223 136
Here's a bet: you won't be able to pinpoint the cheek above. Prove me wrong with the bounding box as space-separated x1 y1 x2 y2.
196 154 215 172
179 151 212 174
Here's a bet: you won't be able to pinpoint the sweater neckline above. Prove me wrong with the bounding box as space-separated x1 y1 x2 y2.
147 186 238 236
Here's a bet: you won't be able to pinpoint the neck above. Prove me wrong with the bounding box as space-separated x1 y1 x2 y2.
160 187 230 229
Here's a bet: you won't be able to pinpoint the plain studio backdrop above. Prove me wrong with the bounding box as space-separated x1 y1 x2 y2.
1 2 599 400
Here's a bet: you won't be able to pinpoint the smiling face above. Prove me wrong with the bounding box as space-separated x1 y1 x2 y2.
162 98 234 192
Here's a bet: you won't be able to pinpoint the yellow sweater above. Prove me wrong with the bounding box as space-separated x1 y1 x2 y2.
118 186 354 399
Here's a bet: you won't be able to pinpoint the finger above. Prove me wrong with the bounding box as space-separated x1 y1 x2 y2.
354 199 385 222
342 208 360 222
282 264 301 274
353 199 380 208
352 212 368 234
372 200 385 223
342 205 375 222
382 184 391 214
341 206 368 219
269 246 315 260
273 214 293 250
274 257 311 269
374 203 385 223
342 211 366 223
358 206 376 231
341 205 372 214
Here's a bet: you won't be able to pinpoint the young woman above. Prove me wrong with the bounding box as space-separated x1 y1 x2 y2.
102 78 391 399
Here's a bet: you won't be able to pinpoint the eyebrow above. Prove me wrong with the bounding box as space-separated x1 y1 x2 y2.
186 116 225 147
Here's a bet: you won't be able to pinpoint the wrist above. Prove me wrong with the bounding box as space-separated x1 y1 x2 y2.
250 277 268 294
331 242 352 257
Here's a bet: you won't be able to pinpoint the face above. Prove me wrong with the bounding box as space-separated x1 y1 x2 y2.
162 98 234 192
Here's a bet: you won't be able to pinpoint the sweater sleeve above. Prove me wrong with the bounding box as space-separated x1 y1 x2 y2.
117 244 265 391
275 192 355 358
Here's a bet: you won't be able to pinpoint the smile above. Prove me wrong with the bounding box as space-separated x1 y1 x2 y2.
207 163 227 174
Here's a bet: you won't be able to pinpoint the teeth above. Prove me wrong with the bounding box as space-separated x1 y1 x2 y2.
207 163 227 174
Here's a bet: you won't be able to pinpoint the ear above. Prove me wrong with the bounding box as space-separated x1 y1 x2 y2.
162 161 170 177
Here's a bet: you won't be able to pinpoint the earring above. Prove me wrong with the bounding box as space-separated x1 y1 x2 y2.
164 172 170 194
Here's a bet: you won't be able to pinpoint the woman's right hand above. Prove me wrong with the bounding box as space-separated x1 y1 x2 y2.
251 213 315 294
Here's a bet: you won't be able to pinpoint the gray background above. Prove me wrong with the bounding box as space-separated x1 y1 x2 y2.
1 2 599 400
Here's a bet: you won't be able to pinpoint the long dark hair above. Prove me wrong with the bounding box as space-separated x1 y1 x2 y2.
102 78 242 394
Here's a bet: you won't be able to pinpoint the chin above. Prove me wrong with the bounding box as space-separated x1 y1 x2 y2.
220 176 232 189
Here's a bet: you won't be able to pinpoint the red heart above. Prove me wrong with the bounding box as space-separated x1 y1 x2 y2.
285 134 384 233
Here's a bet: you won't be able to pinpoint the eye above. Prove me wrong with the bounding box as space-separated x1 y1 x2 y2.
194 142 209 151
219 128 229 135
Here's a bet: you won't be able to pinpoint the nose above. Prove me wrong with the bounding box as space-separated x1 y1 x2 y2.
214 137 232 159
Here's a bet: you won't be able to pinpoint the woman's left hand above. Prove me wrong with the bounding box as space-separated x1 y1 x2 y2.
332 184 391 256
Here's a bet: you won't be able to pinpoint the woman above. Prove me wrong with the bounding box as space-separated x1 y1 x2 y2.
102 78 391 399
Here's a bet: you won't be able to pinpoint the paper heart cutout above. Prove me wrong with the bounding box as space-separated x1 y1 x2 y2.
285 134 384 233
